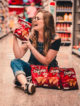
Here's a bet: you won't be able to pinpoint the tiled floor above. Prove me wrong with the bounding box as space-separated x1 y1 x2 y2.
0 33 80 106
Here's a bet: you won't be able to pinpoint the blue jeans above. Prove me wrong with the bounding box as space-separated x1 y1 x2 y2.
10 59 31 77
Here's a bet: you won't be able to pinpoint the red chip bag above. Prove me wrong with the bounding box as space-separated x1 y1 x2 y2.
48 67 61 89
60 68 78 90
14 17 31 41
31 65 48 86
31 65 78 90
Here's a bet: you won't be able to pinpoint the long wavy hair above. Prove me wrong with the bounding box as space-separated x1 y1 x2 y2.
30 9 55 55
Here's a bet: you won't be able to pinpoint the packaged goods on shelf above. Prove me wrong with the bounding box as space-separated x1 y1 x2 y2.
0 0 9 38
56 0 73 45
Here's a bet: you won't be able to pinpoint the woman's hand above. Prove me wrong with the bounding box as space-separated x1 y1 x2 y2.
24 36 32 49
26 40 32 49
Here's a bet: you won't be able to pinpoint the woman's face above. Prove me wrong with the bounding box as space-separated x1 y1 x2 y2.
32 12 44 31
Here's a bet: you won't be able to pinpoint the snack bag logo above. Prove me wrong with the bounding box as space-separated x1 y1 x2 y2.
50 70 59 75
33 69 47 75
43 73 48 77
64 71 74 76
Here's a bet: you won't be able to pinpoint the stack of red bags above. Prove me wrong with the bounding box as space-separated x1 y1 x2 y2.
31 65 78 90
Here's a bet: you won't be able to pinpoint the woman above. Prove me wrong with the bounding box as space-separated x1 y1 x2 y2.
10 9 61 94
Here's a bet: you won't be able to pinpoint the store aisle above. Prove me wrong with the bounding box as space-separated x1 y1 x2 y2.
0 33 80 106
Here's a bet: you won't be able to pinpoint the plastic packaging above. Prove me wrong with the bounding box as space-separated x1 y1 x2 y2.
14 17 32 41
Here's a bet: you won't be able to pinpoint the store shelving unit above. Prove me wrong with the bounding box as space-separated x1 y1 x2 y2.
0 0 10 39
55 0 73 46
72 0 80 57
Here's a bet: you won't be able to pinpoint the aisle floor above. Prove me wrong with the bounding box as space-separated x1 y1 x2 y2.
0 33 80 106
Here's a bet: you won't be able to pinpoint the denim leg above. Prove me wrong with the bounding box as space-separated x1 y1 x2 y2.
10 59 31 77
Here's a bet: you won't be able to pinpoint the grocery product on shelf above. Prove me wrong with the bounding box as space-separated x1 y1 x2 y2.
56 1 72 11
56 0 73 45
0 0 9 38
64 13 69 21
68 13 72 21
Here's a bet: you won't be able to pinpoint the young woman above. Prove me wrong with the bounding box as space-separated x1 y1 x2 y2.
10 9 61 94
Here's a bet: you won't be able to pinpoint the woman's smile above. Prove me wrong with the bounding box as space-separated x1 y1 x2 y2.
32 12 44 31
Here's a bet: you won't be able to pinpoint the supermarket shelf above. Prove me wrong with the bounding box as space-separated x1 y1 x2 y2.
9 5 42 8
0 0 9 40
61 40 71 46
9 5 24 8
56 10 72 13
56 0 73 46
56 31 72 33
56 21 72 23
73 0 80 52
61 40 71 43
72 49 80 57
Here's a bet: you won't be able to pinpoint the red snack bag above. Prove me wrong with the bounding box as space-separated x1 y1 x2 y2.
14 17 32 41
48 67 61 89
31 65 48 86
60 68 78 90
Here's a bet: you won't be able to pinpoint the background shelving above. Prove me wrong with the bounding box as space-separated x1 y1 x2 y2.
0 0 10 38
72 0 80 57
55 0 73 45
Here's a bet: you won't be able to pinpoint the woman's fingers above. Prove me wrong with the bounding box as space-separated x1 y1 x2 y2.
24 36 29 40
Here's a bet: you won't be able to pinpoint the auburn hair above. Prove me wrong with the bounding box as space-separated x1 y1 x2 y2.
30 9 55 55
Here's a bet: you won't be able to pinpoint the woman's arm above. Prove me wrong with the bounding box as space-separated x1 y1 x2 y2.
26 40 58 65
13 36 28 59
30 45 57 65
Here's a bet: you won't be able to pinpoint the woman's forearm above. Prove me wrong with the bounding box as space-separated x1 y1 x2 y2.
13 36 22 58
29 44 57 65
